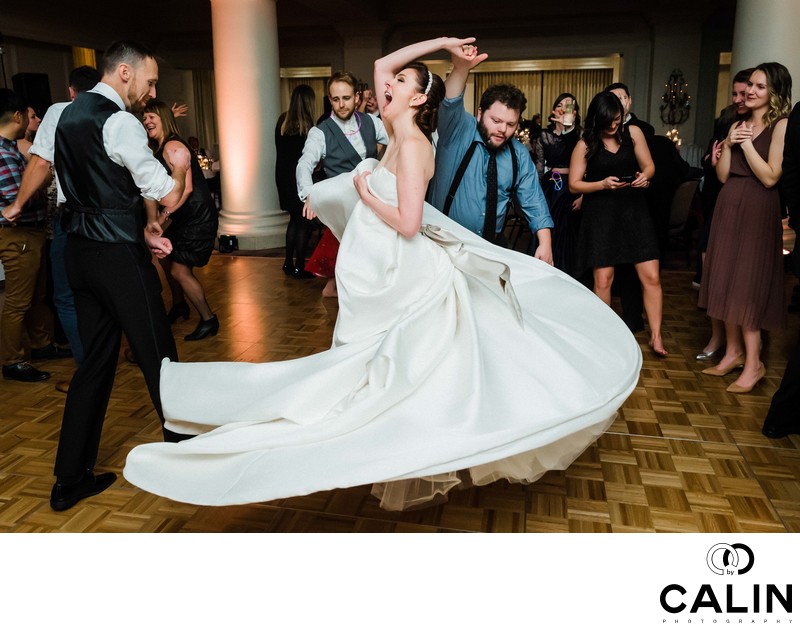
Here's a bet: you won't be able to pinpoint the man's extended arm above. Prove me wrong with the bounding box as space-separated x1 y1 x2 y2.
515 145 554 265
444 42 488 100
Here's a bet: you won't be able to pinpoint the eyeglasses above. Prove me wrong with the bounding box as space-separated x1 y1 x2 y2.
549 171 563 192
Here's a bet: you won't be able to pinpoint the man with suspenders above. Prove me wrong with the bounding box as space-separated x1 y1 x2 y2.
427 42 553 262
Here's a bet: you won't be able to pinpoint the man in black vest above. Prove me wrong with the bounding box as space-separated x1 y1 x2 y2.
49 41 191 511
296 71 389 295
296 71 388 201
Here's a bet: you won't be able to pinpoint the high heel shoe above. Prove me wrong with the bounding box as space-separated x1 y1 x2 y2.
167 301 190 324
696 347 722 361
184 315 219 341
292 267 314 279
701 354 745 376
726 363 766 394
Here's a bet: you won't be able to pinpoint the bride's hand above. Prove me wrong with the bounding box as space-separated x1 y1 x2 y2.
353 171 372 201
445 37 488 69
302 198 316 220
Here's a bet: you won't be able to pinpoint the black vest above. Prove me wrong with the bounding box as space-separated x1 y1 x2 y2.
55 91 144 243
317 112 378 178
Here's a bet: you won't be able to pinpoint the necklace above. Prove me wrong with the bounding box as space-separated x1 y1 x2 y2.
333 111 362 136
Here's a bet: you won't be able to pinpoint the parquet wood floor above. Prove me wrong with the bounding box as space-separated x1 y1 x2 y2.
1 252 798 533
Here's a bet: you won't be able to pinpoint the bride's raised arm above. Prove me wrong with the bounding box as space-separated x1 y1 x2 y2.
373 37 479 114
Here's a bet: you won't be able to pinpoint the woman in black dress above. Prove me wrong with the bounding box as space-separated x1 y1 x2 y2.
275 84 316 278
539 92 582 275
142 101 219 341
569 91 666 356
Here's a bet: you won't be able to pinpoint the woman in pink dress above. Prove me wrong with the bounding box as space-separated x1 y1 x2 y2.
698 62 792 393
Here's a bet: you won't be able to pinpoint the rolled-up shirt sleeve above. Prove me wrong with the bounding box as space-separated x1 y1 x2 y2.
515 145 554 232
103 111 175 201
30 102 69 163
374 117 390 145
296 126 325 202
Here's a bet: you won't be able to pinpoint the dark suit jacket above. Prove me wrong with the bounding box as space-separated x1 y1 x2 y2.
627 113 655 147
783 103 800 230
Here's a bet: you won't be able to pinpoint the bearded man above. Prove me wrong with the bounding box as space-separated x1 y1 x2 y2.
427 43 552 262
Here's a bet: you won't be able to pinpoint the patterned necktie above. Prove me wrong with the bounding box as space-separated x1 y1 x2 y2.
482 150 498 241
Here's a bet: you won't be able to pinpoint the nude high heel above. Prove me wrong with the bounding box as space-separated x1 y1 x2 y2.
726 363 767 394
701 354 745 377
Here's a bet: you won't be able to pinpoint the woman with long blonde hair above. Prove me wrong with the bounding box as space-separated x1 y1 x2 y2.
276 84 316 278
698 62 792 393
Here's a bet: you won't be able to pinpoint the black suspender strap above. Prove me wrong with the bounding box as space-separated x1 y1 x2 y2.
442 141 480 216
441 140 519 217
509 141 518 193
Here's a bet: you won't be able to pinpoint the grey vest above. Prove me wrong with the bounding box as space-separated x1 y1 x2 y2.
318 113 378 177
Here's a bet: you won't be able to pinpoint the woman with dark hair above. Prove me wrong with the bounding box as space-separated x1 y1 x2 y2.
569 90 666 356
539 92 582 274
698 62 792 393
142 100 219 341
275 84 316 278
125 39 640 511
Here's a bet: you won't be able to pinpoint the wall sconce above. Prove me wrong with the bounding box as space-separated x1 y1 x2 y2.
660 68 691 126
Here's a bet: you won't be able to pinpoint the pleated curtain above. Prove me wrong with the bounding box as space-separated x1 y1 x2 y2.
473 68 613 125
191 69 219 156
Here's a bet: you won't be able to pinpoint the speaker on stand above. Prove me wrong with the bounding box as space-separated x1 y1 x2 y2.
12 72 52 113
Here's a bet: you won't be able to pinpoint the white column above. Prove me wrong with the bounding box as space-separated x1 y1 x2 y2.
731 0 800 103
211 0 286 250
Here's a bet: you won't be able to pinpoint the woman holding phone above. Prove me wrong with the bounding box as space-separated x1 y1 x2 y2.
569 90 666 357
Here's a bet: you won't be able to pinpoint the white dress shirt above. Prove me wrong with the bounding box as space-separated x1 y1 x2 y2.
34 83 175 204
295 112 389 201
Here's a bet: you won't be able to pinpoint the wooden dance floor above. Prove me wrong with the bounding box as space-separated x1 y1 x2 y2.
1 252 798 533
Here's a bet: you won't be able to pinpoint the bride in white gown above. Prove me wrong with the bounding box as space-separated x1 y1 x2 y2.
124 38 642 511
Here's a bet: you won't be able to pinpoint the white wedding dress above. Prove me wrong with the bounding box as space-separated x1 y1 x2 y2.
124 158 642 511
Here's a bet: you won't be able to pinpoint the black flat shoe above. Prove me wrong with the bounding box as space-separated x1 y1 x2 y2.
292 267 315 279
185 315 219 341
762 424 800 439
282 262 294 276
50 471 117 511
167 301 190 323
2 362 51 382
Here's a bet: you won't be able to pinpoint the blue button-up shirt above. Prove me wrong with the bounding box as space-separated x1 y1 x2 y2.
428 91 552 237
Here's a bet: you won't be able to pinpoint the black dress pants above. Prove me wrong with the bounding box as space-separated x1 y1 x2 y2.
763 329 800 433
54 235 178 480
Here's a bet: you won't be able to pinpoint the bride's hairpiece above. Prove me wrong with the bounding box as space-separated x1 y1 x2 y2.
424 70 433 96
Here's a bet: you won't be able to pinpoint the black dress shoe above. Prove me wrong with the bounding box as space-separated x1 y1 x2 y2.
282 262 294 277
762 424 800 439
184 315 219 341
30 343 73 360
2 362 51 382
167 301 190 323
50 471 117 511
